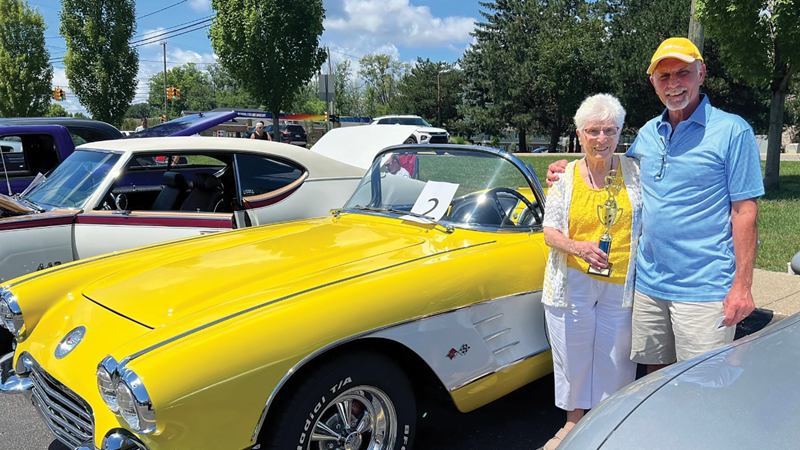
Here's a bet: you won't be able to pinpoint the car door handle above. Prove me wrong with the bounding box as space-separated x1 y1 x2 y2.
199 230 221 235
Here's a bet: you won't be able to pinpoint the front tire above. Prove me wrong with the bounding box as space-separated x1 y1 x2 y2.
261 352 417 450
404 136 417 144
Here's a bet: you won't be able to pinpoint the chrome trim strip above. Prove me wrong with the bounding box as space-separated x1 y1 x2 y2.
492 341 520 355
449 346 551 392
250 288 543 442
483 328 511 342
120 241 498 369
472 313 503 326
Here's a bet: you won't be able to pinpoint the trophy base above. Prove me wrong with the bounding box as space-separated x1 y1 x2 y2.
587 263 612 277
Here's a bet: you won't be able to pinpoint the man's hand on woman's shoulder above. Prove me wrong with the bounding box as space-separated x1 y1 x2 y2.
546 159 569 187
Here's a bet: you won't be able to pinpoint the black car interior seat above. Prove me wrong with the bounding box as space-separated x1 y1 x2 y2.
152 171 189 211
180 173 224 212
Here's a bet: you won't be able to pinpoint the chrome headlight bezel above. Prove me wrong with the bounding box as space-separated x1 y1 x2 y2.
97 356 119 413
97 355 156 435
116 367 156 434
0 289 24 337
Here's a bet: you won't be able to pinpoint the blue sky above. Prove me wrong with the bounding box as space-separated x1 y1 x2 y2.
32 0 483 114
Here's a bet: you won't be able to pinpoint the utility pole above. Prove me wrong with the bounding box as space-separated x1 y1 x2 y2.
327 47 332 132
688 0 704 52
162 41 168 121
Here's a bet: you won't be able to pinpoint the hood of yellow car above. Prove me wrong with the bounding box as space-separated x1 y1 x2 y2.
80 216 458 328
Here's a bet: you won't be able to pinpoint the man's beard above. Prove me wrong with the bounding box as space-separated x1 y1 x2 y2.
665 88 690 111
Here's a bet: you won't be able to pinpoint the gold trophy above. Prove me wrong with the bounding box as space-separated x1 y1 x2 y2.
588 170 623 277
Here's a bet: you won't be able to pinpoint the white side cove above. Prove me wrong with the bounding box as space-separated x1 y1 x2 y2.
371 290 548 391
0 224 74 282
72 220 230 260
246 178 361 226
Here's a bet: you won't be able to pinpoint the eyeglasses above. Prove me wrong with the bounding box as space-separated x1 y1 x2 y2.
256 126 263 130
583 127 619 138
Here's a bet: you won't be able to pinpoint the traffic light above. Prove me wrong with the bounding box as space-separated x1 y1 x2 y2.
175 88 180 101
166 87 174 100
324 111 328 123
161 114 167 123
52 88 65 101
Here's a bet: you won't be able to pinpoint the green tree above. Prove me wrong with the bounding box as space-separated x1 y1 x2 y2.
125 102 154 119
59 0 138 127
696 0 800 190
358 54 409 117
209 0 327 139
392 58 464 129
333 59 366 117
147 63 216 118
45 102 70 117
286 80 325 114
469 0 608 152
606 0 770 133
0 0 53 117
208 63 260 110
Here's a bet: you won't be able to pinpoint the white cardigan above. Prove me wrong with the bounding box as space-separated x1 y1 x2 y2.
541 156 642 308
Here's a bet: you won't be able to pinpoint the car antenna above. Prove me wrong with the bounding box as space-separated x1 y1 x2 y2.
0 150 11 196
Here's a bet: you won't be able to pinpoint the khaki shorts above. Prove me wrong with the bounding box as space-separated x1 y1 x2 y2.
630 290 736 364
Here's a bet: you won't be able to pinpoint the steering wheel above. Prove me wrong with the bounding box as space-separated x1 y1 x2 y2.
484 187 540 227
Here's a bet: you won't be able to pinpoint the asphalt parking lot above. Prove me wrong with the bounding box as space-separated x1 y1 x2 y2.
0 310 776 450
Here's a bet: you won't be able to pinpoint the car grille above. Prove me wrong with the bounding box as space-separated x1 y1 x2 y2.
429 135 449 144
29 362 94 449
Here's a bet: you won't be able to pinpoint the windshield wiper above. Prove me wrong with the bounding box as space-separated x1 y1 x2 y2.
19 196 44 212
350 206 454 233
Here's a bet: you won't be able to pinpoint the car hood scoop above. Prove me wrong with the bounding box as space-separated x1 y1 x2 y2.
81 219 438 328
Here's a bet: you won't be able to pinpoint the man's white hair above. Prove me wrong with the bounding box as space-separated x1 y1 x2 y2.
256 121 264 127
574 93 626 131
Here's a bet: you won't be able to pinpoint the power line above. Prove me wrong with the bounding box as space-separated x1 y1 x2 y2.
129 18 213 46
136 0 188 20
48 23 213 63
131 15 214 40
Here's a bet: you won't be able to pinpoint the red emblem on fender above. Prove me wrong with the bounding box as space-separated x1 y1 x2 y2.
447 348 458 360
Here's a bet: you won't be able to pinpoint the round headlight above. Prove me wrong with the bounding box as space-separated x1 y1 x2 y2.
97 356 120 412
0 292 23 336
115 382 141 431
97 368 118 412
116 368 156 434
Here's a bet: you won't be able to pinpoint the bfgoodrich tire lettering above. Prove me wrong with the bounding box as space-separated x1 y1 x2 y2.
261 352 416 450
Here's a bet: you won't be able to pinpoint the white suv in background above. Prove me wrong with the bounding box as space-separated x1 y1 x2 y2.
369 115 450 144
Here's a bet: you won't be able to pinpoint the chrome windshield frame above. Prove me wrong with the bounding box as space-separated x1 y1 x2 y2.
341 144 546 232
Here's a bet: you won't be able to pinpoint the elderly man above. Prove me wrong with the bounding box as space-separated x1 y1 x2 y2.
548 37 764 372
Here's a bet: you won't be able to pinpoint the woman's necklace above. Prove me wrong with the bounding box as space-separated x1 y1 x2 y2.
585 156 616 189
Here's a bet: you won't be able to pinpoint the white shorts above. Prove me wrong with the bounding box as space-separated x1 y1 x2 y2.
630 290 736 364
545 269 636 411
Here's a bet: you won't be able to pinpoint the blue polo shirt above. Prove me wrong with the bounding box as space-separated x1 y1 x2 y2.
627 95 764 301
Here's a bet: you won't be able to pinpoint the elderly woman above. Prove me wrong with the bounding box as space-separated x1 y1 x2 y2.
539 94 641 450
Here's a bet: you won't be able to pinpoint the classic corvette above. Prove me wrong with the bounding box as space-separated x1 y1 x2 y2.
0 144 552 450
0 137 364 283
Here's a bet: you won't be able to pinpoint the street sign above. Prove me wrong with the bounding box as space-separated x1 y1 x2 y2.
318 74 335 102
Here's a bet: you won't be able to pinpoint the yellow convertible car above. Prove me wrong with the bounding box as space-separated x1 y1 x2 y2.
0 145 551 450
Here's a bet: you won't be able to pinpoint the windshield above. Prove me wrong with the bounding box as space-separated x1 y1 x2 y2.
24 150 120 208
344 148 543 230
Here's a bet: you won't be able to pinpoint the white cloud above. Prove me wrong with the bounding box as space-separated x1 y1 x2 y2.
189 0 211 12
324 0 475 48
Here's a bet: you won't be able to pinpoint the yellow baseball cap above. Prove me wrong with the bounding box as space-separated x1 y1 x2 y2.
647 37 704 75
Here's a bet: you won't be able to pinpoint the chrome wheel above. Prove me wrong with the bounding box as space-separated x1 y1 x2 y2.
308 386 397 450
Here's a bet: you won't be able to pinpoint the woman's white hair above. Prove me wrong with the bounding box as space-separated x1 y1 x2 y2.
573 93 626 131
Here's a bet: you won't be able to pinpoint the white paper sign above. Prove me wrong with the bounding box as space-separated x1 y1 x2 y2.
401 181 459 223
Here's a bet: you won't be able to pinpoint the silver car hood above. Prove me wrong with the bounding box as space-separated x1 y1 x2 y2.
561 313 800 449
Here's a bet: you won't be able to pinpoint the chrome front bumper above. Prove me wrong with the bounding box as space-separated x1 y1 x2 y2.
0 351 32 394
